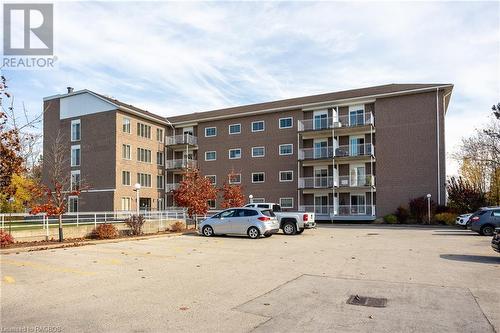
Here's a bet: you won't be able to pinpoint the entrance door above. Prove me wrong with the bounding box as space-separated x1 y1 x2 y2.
314 195 328 215
313 111 328 130
314 167 329 188
349 105 365 126
350 165 366 186
314 139 328 159
350 194 366 215
350 136 365 156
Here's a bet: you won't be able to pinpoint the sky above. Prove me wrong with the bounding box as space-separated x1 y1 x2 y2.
2 1 499 175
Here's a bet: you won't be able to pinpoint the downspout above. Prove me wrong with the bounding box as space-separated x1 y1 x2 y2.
436 88 440 205
441 90 452 205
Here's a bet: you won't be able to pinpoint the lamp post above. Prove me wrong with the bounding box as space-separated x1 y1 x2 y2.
249 194 253 204
426 194 432 224
134 183 141 215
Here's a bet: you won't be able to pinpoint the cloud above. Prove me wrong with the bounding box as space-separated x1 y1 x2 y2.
2 1 499 175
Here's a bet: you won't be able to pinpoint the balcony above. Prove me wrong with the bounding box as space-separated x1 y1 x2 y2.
166 134 198 147
299 205 376 218
298 144 374 160
165 159 197 170
298 175 375 189
165 183 179 192
298 112 374 132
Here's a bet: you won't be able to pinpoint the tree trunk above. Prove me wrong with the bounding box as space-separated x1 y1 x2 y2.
58 214 63 242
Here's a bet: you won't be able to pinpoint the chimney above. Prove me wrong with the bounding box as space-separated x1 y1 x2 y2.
67 87 74 94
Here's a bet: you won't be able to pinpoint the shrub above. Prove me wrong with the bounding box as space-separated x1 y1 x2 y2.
125 214 146 236
409 196 435 223
170 221 185 232
384 214 397 224
0 230 14 247
394 206 409 223
92 223 119 239
434 212 457 226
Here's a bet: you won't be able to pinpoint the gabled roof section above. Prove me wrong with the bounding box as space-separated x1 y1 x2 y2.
167 83 453 124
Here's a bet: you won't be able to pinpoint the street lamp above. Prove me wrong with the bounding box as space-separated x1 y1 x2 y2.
134 183 141 215
249 194 253 204
426 194 432 224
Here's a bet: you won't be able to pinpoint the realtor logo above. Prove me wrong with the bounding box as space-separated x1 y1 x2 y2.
3 3 53 55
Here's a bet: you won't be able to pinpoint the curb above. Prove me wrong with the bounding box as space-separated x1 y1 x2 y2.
0 230 198 255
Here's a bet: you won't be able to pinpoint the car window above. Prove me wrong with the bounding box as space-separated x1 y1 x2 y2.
257 204 269 209
272 204 281 212
492 210 500 217
477 210 488 216
221 209 236 218
261 209 275 217
212 212 221 219
243 209 258 217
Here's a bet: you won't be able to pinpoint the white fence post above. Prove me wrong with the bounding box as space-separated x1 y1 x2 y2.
45 215 49 240
94 213 97 228
159 211 163 232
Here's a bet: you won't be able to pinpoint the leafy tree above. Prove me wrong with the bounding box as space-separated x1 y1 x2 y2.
173 168 217 218
447 176 489 213
0 174 38 213
409 196 435 223
220 170 245 208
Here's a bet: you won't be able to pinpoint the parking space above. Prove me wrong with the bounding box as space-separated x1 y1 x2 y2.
1 226 499 332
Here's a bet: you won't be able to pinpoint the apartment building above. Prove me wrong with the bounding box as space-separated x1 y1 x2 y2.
42 83 453 220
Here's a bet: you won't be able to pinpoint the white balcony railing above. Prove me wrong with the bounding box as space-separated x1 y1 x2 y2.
298 205 376 216
166 134 198 146
298 112 374 131
298 175 375 188
166 183 179 192
298 144 374 160
165 159 197 169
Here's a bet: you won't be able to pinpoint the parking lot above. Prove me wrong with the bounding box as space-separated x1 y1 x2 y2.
1 225 499 332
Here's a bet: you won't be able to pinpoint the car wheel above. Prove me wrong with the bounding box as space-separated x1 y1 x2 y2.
282 222 297 235
248 227 260 239
481 225 494 236
202 225 214 237
296 228 304 234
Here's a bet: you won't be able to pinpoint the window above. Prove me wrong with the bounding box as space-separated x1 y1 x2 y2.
157 151 164 166
71 119 81 141
229 173 241 184
157 175 164 189
123 118 131 133
252 147 265 157
251 121 265 132
137 148 152 163
253 198 265 203
205 127 217 137
229 124 241 134
207 199 216 209
122 144 131 160
243 209 258 217
279 170 293 182
205 175 216 185
279 117 293 129
137 173 152 187
229 148 241 159
122 171 131 185
137 123 151 138
156 128 164 142
252 172 265 183
280 197 294 208
68 196 78 213
492 210 500 217
71 145 80 166
121 197 131 211
205 151 216 161
279 144 293 155
71 170 80 191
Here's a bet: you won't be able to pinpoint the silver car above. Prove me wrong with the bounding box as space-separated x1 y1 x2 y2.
199 208 279 239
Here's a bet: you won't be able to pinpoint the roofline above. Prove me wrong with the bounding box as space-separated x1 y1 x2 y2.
44 89 168 125
168 84 454 125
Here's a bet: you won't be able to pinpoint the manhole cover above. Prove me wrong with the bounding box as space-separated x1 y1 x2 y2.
346 295 387 308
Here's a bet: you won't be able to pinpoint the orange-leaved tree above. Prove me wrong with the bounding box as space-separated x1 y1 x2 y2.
173 168 217 218
220 170 245 208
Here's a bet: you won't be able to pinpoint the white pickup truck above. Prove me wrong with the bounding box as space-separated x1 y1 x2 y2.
244 203 316 235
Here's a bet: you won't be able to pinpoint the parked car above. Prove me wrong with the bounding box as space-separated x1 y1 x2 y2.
455 213 472 228
199 207 279 239
469 207 500 236
492 228 500 253
244 203 315 235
